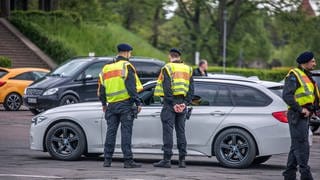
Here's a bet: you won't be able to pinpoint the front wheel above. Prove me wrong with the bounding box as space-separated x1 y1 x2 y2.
59 95 78 106
3 93 22 111
214 128 256 168
45 122 86 160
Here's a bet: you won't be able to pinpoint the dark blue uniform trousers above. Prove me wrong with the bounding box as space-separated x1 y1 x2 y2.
104 101 134 160
283 110 313 180
161 105 187 158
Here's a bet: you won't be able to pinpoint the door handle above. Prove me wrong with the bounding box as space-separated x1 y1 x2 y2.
151 112 161 117
210 111 226 116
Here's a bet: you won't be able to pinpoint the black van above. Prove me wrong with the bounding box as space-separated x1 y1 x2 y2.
23 56 165 114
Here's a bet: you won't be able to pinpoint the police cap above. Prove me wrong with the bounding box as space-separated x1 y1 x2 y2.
169 48 181 56
296 51 314 64
117 43 133 52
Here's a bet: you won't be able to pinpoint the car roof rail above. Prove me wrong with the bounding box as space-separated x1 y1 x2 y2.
193 76 257 83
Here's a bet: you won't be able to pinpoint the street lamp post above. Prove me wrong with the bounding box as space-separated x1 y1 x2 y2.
222 9 227 74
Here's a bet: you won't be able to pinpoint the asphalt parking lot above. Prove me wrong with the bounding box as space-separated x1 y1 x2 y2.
0 108 319 180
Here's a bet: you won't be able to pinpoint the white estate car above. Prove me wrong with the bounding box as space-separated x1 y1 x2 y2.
30 78 308 168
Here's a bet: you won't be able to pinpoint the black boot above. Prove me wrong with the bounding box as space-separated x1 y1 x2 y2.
103 158 112 167
153 155 171 168
179 156 186 168
124 159 142 168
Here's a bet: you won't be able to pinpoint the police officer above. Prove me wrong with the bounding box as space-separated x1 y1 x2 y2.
282 51 318 180
153 48 194 168
99 43 143 168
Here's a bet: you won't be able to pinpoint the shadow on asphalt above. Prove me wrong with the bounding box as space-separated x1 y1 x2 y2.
32 156 285 170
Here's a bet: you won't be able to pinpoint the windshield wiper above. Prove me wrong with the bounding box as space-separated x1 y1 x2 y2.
48 73 62 77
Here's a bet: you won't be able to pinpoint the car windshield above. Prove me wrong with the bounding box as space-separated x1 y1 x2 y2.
49 60 88 77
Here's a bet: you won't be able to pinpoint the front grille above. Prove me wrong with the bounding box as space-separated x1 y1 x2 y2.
26 88 43 96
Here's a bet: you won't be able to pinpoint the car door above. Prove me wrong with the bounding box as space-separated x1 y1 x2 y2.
76 62 106 102
185 82 234 151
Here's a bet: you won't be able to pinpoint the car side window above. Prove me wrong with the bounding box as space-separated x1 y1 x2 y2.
12 72 34 81
213 86 233 106
192 82 218 106
131 61 162 78
230 85 272 106
139 86 162 106
83 62 105 80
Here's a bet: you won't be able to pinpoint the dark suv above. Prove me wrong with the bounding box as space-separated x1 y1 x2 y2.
23 56 165 114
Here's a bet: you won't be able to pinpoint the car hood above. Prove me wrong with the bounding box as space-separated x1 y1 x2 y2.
43 102 102 115
28 76 71 89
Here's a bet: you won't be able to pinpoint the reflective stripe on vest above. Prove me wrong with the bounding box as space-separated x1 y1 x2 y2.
101 60 143 103
154 62 192 97
287 68 317 107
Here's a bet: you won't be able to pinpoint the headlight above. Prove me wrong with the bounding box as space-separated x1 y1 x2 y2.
43 88 59 96
24 88 28 95
31 116 47 125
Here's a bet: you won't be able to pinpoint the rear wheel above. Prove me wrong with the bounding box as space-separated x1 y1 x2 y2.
45 122 86 160
252 155 272 165
60 95 78 106
214 128 256 168
4 93 22 111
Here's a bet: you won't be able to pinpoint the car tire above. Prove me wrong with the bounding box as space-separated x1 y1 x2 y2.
29 108 42 115
45 122 86 160
214 128 256 168
310 125 319 133
3 92 22 111
252 155 271 165
59 95 78 106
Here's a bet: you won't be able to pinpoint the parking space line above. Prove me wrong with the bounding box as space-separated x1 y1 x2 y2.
0 174 63 179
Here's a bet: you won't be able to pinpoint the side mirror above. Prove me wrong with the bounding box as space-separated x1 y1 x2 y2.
84 74 93 81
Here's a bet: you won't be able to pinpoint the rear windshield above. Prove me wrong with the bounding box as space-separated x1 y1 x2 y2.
0 70 8 78
268 86 283 97
49 60 88 77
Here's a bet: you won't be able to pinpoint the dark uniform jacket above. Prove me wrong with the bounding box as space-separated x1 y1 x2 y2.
193 67 207 76
162 60 194 107
99 56 141 107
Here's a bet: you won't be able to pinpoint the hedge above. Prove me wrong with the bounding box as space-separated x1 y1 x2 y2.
0 56 12 68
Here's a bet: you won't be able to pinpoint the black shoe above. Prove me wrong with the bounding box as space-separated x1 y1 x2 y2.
124 160 142 168
153 160 171 168
179 157 186 168
103 159 112 167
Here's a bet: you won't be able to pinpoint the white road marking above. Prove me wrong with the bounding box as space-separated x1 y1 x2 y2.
0 174 63 179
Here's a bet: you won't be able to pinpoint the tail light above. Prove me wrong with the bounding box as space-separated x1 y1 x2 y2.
0 81 6 87
272 111 288 123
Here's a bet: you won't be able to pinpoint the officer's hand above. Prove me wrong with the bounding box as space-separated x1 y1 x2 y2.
102 106 107 112
179 103 186 111
302 108 310 117
137 106 142 113
173 104 180 113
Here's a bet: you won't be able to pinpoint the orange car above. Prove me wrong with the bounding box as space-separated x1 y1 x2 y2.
0 67 49 111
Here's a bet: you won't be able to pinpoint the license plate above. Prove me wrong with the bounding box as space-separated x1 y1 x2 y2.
28 98 37 103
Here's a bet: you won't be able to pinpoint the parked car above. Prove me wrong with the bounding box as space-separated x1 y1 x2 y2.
23 56 165 115
30 78 310 168
0 67 49 111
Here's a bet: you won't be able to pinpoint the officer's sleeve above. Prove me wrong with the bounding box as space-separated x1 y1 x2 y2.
282 72 302 113
184 75 194 105
163 68 175 106
125 65 141 106
99 82 107 106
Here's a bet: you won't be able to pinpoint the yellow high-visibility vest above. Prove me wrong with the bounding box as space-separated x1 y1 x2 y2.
287 68 320 107
154 62 192 97
100 60 143 103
